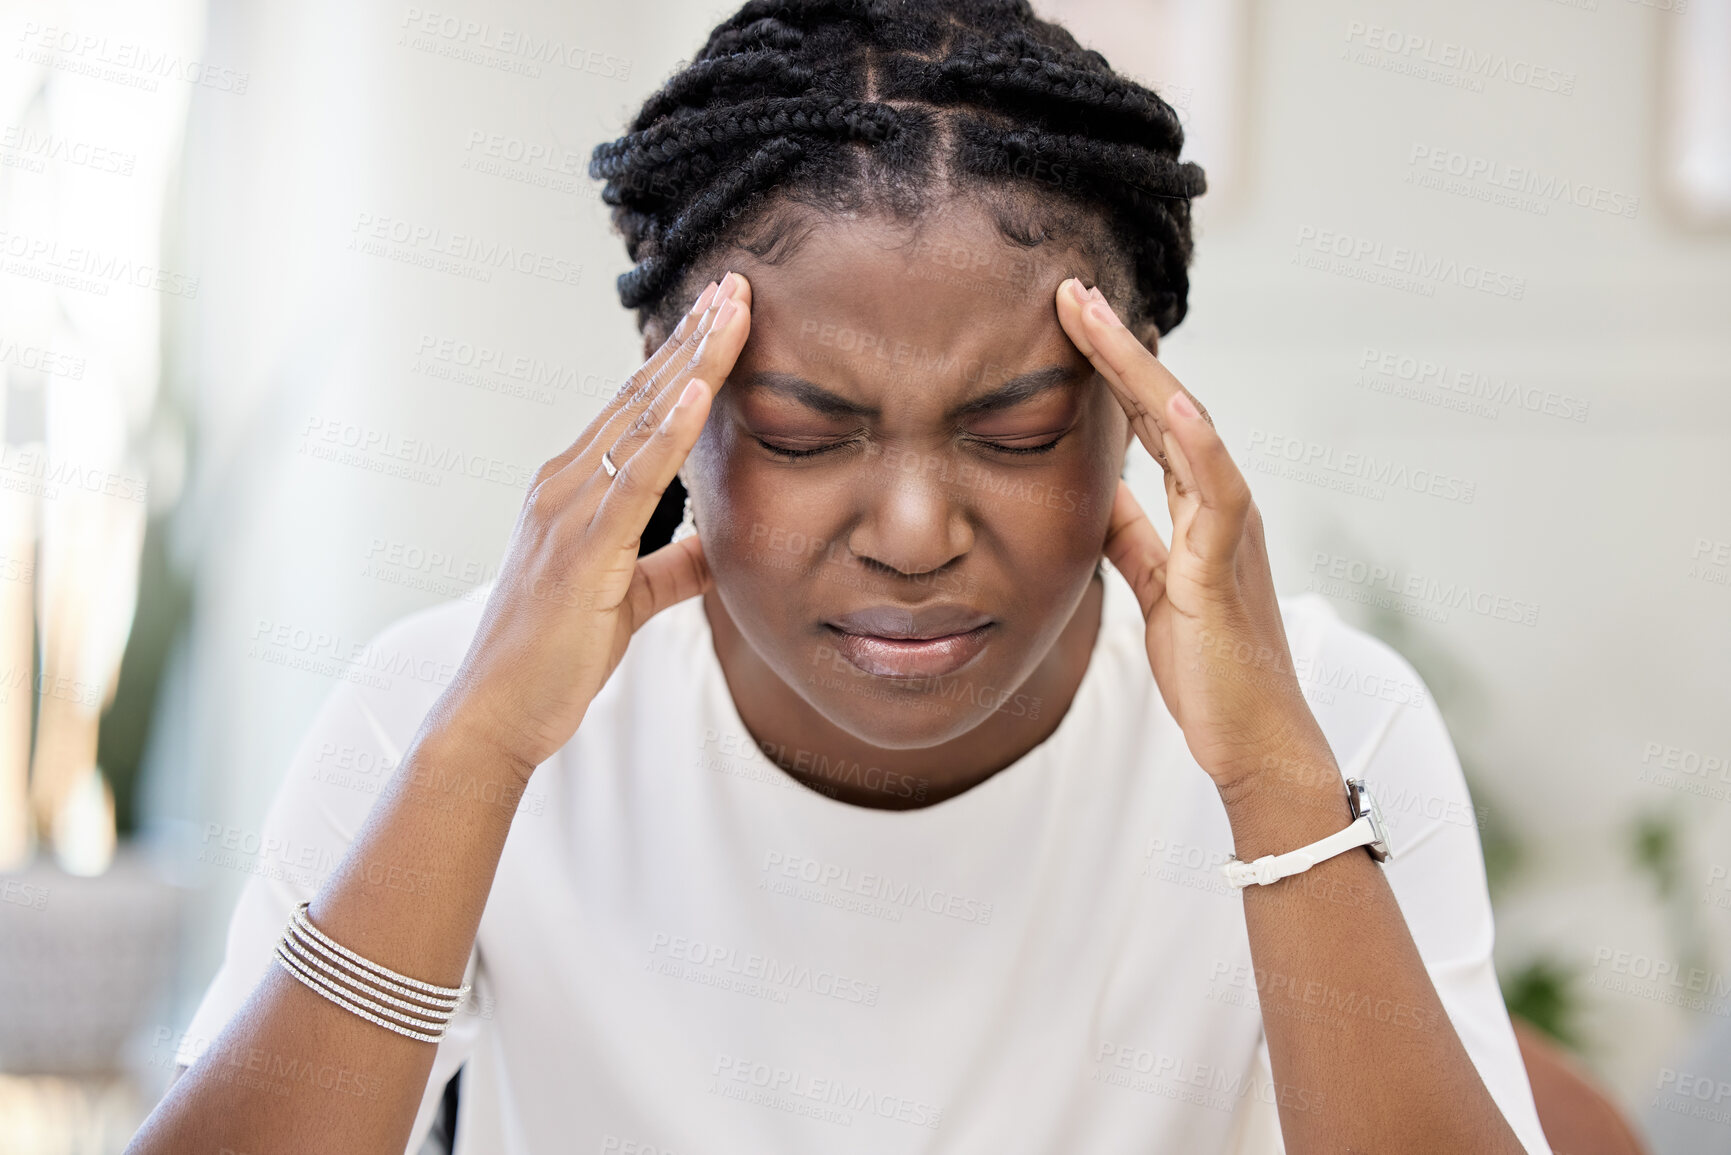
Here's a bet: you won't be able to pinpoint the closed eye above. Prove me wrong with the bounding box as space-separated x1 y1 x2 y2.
754 431 1069 459
752 435 862 460
968 433 1066 456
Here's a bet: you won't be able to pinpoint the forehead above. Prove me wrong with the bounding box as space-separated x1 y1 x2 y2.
730 198 1102 402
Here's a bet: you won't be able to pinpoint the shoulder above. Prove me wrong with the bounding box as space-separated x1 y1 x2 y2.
1280 593 1439 743
332 590 490 741
1276 595 1478 851
576 592 714 736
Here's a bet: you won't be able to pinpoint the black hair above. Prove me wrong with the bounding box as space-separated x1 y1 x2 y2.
588 0 1205 344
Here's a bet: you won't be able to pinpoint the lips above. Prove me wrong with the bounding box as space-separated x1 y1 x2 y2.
824 604 994 679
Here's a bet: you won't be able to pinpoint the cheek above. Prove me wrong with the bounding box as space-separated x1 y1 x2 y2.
689 430 830 588
1023 413 1124 568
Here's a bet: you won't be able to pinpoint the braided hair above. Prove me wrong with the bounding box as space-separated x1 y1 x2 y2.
588 0 1206 346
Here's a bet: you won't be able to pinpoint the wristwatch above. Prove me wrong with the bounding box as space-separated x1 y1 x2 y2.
1220 777 1393 889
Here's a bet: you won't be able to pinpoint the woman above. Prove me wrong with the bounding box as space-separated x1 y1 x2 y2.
129 2 1553 1152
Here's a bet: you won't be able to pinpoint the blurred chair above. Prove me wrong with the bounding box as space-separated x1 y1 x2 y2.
1515 1020 1650 1155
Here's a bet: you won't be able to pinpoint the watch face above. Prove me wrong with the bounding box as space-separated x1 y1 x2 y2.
1349 779 1393 862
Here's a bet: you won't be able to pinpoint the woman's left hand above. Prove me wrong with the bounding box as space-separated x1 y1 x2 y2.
1054 277 1335 799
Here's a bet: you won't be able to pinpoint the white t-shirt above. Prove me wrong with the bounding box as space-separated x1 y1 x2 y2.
178 560 1553 1154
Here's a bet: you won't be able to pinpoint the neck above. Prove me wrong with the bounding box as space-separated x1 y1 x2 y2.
702 571 1105 810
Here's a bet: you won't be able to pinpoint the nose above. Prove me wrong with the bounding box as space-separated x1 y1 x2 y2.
845 451 974 578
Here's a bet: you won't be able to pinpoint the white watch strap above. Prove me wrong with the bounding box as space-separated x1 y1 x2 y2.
1220 814 1379 889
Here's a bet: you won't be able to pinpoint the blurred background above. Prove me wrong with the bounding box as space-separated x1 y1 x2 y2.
0 0 1727 1151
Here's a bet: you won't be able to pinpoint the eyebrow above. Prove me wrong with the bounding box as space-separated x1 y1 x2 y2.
735 364 1087 421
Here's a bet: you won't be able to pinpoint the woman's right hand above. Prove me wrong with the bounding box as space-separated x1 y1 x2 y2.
435 271 752 777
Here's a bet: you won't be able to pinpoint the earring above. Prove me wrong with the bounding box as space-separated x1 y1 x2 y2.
672 487 697 543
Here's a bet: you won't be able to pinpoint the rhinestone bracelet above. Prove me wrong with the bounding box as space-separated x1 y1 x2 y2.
274 901 471 1043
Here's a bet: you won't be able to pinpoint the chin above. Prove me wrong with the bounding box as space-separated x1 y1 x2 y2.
790 642 1033 751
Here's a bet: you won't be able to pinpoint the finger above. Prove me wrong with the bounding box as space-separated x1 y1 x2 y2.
532 277 726 485
1054 278 1206 476
592 376 717 577
607 274 753 463
627 532 713 633
586 279 731 462
1163 389 1251 568
1158 412 1202 502
538 289 729 515
1102 480 1171 619
587 272 751 479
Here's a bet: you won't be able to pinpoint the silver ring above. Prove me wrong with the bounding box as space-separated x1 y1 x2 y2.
600 449 619 479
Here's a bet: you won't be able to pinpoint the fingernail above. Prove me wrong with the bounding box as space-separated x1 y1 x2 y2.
696 281 719 311
719 271 740 298
1087 285 1105 303
1065 278 1088 304
676 379 705 409
1087 298 1121 328
1170 391 1199 420
714 297 739 326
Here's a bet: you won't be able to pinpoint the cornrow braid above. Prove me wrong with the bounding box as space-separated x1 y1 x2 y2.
589 0 1205 339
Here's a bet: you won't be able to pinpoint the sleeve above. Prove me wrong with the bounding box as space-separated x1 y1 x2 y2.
1220 1041 1284 1155
1242 597 1552 1155
174 610 486 1155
